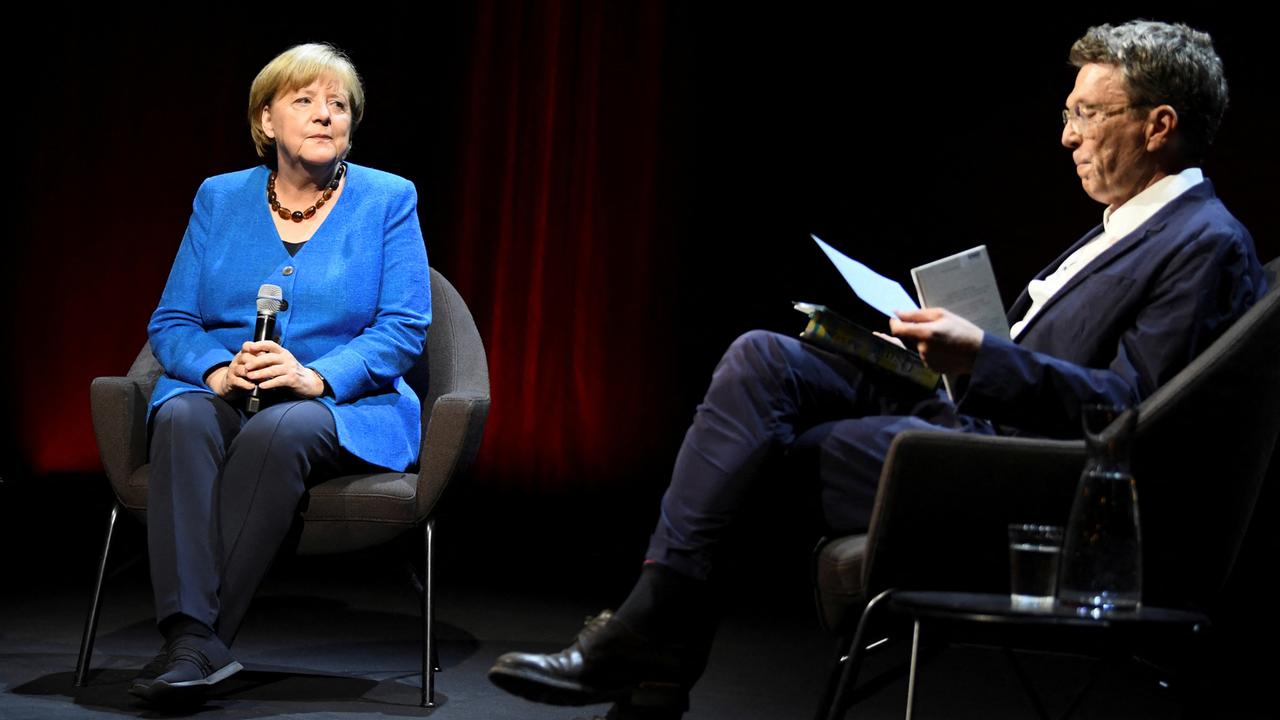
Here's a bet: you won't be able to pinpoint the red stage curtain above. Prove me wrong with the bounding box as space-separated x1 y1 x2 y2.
439 0 680 492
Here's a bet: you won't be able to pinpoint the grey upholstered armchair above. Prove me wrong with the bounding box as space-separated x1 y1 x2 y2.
813 258 1280 719
75 267 490 708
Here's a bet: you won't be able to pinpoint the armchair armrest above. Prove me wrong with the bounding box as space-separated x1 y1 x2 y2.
414 390 491 518
90 375 151 495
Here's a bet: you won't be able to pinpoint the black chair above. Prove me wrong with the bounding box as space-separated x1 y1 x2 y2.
75 267 490 708
813 257 1280 719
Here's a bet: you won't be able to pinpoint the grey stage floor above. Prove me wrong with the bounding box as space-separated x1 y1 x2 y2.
1 472 1272 719
3 552 1263 720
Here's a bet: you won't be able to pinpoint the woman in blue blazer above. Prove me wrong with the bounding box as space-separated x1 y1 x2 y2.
132 43 431 707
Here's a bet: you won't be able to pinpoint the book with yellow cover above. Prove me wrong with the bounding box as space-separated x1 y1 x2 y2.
800 235 1005 396
793 301 941 391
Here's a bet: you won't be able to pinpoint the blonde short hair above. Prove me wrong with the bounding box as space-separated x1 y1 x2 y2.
247 43 365 159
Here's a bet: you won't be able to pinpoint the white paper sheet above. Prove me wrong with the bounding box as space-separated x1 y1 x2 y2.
811 234 918 316
911 245 1010 340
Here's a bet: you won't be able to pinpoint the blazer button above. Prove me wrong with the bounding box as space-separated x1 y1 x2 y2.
282 266 295 276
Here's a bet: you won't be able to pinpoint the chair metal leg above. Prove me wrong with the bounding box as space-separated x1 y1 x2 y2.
814 639 853 720
75 501 121 687
904 620 921 720
421 516 436 708
822 588 897 720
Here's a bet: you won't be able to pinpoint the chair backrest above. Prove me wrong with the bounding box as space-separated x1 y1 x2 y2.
411 268 490 416
406 267 491 500
1133 258 1280 608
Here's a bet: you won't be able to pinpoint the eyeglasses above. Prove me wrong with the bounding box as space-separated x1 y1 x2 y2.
1061 103 1143 135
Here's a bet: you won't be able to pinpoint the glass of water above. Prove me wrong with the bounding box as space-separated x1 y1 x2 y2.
1008 524 1064 610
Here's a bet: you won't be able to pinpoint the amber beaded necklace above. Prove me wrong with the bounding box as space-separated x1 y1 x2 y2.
268 161 347 222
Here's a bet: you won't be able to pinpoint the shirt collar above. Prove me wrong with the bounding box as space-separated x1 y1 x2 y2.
1101 167 1204 237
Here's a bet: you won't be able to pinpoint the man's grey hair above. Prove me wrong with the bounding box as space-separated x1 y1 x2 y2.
1070 20 1228 162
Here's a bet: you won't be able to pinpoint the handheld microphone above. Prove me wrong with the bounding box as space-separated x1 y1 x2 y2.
246 284 284 414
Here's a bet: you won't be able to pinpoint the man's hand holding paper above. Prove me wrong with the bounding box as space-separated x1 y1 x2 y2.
889 307 984 375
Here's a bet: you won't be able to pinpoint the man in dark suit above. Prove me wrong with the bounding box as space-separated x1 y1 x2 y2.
489 19 1268 717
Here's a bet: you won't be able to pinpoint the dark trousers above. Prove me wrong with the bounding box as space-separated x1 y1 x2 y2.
147 393 348 645
645 330 995 581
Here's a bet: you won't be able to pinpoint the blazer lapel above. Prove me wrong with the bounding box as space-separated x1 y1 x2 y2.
1007 180 1215 341
1011 223 1158 341
1006 224 1106 322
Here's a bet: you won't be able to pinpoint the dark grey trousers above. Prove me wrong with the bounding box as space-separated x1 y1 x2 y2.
645 330 995 581
147 393 348 645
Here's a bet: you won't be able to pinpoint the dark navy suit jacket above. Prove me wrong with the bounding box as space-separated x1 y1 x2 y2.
957 180 1267 438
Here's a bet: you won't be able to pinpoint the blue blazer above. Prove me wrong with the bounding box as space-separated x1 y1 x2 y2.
958 180 1267 438
148 163 432 471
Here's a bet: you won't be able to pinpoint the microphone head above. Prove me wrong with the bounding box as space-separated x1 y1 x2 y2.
256 284 284 314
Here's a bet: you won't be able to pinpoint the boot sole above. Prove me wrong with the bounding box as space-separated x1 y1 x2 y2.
488 665 685 709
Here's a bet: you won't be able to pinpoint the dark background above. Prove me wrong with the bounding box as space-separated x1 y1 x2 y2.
4 2 1277 689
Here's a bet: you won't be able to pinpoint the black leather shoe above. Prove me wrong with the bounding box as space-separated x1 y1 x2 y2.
488 610 690 711
129 634 242 708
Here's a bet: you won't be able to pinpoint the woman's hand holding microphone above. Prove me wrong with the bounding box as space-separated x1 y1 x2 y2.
207 341 325 399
